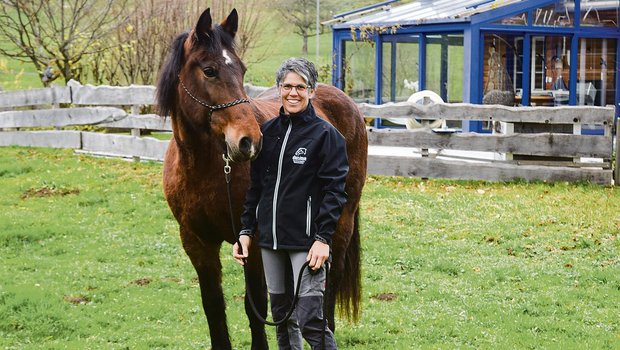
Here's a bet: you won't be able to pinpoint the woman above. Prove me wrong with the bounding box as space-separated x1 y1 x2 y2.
233 57 348 350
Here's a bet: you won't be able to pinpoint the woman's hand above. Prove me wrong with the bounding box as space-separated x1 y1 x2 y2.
307 240 330 270
233 235 252 266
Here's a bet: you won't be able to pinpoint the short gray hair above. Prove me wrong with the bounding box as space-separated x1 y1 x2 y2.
275 57 318 90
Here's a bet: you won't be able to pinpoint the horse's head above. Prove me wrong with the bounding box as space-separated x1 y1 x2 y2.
156 8 262 162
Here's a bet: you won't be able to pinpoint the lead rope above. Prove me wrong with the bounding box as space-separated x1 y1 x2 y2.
222 154 329 348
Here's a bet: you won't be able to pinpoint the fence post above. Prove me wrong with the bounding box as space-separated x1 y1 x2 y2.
131 104 141 162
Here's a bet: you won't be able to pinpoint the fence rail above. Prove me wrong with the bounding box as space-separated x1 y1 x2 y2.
1 81 616 185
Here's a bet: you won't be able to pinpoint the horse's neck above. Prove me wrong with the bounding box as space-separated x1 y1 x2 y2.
171 117 223 171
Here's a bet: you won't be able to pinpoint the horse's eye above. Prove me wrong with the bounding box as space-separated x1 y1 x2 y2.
203 67 217 78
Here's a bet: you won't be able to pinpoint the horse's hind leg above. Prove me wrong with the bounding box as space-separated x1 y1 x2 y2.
243 241 268 350
184 234 232 349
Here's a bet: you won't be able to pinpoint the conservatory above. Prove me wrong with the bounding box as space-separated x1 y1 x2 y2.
329 0 620 131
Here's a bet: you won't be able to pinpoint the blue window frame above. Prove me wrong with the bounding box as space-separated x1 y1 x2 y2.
331 0 620 132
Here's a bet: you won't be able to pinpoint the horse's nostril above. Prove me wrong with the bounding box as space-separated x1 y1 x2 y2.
239 136 252 155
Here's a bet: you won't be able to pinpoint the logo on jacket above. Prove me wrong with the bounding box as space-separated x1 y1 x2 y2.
292 148 307 164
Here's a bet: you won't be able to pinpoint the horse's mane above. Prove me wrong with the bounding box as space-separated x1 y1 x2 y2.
156 23 238 118
156 32 189 118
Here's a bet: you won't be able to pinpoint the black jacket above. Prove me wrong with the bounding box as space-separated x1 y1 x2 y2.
240 103 349 250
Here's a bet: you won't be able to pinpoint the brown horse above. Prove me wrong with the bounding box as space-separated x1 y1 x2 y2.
156 8 367 349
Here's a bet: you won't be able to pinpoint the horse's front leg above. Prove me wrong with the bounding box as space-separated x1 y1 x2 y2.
243 239 268 350
182 229 232 349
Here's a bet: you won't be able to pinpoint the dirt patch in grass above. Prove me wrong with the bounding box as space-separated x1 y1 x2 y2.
64 295 90 305
372 293 398 301
132 277 152 286
21 186 80 199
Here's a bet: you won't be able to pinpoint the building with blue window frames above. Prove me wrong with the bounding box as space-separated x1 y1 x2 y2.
329 0 619 132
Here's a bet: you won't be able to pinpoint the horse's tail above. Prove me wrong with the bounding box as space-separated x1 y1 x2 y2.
337 208 362 321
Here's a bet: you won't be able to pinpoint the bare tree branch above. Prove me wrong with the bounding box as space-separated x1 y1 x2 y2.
0 0 129 85
82 0 272 86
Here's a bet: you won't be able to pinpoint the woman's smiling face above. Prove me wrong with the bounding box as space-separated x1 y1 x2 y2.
279 72 315 115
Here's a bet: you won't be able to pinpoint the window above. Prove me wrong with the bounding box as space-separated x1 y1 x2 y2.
482 34 518 102
531 37 546 91
577 38 616 106
493 11 528 25
580 1 619 27
382 36 420 103
534 1 574 27
425 34 463 103
344 41 375 103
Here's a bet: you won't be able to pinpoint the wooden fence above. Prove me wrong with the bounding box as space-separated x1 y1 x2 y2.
0 81 616 185
361 102 616 185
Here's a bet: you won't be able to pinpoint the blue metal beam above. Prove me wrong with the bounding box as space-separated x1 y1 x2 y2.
569 35 579 105
419 34 427 90
331 30 352 88
574 0 581 27
479 24 620 37
521 34 532 106
374 34 384 127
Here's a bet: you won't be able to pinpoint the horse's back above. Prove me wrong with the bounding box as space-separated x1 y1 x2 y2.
312 84 367 142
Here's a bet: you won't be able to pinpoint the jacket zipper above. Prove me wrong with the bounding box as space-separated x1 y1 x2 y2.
306 196 312 237
272 120 292 249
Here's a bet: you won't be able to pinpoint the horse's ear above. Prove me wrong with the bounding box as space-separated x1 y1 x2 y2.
221 8 238 38
195 8 213 41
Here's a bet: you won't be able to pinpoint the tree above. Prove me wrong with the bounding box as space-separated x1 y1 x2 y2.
84 0 197 85
0 0 129 86
273 0 374 56
83 0 272 86
273 0 320 56
271 0 404 56
211 0 273 61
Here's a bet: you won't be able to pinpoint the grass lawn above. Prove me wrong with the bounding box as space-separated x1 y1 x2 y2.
0 56 42 91
0 147 619 349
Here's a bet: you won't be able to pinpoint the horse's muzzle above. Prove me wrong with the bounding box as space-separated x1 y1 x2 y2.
230 135 262 161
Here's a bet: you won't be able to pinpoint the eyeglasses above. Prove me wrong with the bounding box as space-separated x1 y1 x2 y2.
280 84 308 92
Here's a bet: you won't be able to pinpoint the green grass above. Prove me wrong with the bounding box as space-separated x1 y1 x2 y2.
0 55 42 91
1 147 619 349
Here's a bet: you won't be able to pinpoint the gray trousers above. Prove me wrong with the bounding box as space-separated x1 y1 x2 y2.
261 248 337 350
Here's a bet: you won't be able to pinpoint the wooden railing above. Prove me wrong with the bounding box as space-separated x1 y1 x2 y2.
360 101 615 185
1 82 616 185
0 80 267 161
